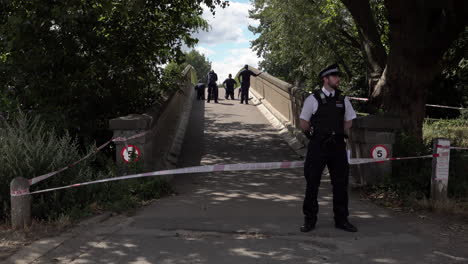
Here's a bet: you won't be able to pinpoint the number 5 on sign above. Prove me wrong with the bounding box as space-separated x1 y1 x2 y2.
121 145 141 163
371 145 389 161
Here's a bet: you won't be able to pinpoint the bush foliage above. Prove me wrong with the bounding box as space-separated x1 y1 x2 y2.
423 119 468 198
385 119 468 200
0 113 172 221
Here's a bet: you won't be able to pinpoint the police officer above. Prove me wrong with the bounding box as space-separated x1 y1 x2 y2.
223 74 237 100
194 80 206 100
238 65 262 104
207 70 218 103
299 64 357 233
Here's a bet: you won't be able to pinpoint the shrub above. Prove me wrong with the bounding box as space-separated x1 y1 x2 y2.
423 119 468 198
368 119 468 201
1 112 172 221
0 112 94 219
391 133 432 198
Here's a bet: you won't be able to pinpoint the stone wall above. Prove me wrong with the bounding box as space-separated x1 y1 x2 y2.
109 65 196 176
247 65 401 184
247 66 310 155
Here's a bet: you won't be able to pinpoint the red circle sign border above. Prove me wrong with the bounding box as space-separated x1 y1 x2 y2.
120 145 141 163
370 144 389 159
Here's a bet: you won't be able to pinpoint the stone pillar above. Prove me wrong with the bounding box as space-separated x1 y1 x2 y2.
10 177 31 230
109 114 153 172
348 115 401 185
431 138 450 201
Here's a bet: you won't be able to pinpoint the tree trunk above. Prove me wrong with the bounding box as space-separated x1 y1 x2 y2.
372 59 438 139
371 0 468 139
340 0 387 94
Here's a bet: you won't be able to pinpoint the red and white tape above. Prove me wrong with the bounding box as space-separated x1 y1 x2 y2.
450 147 468 150
12 153 447 197
348 97 465 110
349 153 439 165
436 145 468 151
13 161 305 197
29 131 149 185
425 104 465 110
348 97 369 102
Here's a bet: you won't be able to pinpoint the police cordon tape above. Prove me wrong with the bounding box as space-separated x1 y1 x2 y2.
450 147 468 150
348 96 466 110
12 153 446 197
28 131 150 185
436 145 468 151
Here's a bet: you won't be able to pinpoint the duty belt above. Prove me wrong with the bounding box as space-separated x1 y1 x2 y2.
313 132 348 146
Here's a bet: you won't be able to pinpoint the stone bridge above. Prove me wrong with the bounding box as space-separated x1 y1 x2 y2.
7 66 467 264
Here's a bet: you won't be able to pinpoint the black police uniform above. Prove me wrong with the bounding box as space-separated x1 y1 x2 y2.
207 71 218 103
223 78 237 100
194 82 206 100
303 89 349 227
238 68 259 104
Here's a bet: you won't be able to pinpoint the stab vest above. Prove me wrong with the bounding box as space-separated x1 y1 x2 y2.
310 89 346 136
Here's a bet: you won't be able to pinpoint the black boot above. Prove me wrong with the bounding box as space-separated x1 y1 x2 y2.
335 219 357 232
300 217 316 233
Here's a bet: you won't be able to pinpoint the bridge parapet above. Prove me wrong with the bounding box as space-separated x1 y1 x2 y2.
109 65 196 175
247 66 309 153
246 65 401 185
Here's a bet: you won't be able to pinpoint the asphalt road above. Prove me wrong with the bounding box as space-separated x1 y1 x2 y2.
8 89 468 264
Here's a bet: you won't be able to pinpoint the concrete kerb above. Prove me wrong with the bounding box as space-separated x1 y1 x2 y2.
4 212 114 264
250 89 307 158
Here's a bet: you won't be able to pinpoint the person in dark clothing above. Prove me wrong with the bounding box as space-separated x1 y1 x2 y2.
194 81 206 100
207 70 218 103
238 65 262 104
299 64 358 233
223 74 237 100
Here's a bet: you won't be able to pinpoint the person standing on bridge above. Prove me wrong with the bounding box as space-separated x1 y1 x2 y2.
194 80 206 100
238 65 262 104
223 74 237 100
207 69 218 103
299 64 357 233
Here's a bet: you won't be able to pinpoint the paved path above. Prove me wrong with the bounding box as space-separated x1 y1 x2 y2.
8 89 468 263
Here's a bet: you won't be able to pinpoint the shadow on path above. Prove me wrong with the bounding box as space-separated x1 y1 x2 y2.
25 87 468 264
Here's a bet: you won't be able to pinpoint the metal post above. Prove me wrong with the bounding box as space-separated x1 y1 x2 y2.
10 177 31 230
431 138 450 201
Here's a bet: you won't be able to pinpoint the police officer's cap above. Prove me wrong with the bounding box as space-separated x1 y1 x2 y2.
318 64 342 78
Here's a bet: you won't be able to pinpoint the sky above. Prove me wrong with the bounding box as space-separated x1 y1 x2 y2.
191 0 262 83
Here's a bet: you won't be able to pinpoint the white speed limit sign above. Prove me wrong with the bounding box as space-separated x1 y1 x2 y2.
370 145 389 159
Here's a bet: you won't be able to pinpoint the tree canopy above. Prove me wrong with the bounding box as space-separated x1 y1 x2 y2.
250 0 468 139
184 49 212 83
0 0 227 140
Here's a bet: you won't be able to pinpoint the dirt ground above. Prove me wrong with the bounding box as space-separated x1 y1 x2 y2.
0 220 66 261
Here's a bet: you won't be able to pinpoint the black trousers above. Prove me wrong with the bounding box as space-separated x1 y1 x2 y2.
240 84 250 103
196 88 205 100
303 136 349 223
225 88 234 99
207 83 218 102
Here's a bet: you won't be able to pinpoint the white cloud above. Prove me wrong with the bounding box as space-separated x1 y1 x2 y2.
190 1 263 83
212 48 262 83
195 46 216 56
195 2 259 45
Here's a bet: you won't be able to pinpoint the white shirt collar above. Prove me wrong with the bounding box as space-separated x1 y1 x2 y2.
321 87 335 97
